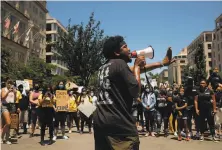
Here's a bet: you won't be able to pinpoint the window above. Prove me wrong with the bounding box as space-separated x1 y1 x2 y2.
46 24 51 31
182 55 186 58
209 61 212 67
219 64 221 71
219 54 221 61
208 53 212 58
208 44 211 49
46 45 51 52
180 60 185 63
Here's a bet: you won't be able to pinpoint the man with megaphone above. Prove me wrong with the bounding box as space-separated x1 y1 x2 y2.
93 35 174 150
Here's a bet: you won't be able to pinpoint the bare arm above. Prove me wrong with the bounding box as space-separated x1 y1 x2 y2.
1 88 10 100
211 94 217 111
194 95 199 115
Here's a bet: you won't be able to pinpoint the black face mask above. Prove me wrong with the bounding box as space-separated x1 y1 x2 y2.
19 88 23 92
199 86 206 92
34 86 39 91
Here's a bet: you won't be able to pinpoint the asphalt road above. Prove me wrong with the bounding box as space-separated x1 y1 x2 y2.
1 129 222 150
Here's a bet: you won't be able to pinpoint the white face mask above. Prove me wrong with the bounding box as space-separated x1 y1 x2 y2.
145 89 150 93
90 93 94 96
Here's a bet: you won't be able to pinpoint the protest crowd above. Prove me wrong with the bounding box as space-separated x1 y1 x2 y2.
1 68 222 146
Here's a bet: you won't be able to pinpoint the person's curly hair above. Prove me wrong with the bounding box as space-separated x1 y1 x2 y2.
103 36 124 59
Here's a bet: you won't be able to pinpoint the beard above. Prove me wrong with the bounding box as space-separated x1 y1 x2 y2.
119 52 132 63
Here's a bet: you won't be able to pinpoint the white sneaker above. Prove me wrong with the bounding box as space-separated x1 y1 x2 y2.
200 135 204 141
52 136 57 141
145 133 149 137
6 141 12 145
174 132 178 137
62 135 69 140
151 132 155 137
68 130 72 134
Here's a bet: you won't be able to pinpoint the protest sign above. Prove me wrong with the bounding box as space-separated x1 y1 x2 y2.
56 90 68 112
78 103 96 118
24 79 33 89
16 80 30 90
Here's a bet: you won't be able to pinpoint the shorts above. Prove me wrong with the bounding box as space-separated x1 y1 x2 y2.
94 134 140 150
1 103 16 113
1 105 9 113
19 110 28 123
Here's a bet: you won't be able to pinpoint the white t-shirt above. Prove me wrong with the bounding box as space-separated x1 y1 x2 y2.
92 96 98 106
2 87 15 104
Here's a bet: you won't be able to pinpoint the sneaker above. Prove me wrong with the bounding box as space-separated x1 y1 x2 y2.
68 130 72 134
48 139 54 145
178 136 182 141
52 136 57 141
200 135 204 141
212 137 219 142
164 133 169 137
40 141 45 146
174 132 178 137
0 139 3 144
62 135 69 140
145 133 149 137
6 141 12 145
151 132 155 137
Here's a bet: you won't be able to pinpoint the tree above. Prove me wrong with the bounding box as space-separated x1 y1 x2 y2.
194 43 207 85
56 12 107 86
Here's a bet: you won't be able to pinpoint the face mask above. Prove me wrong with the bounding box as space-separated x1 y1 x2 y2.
58 85 64 89
34 86 39 91
19 88 23 92
90 93 94 96
145 89 150 93
199 86 205 92
82 92 87 95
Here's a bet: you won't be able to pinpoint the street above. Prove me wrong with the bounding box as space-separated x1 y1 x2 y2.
2 129 222 150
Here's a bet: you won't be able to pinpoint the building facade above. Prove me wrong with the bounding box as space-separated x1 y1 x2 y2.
158 69 168 84
46 14 68 75
212 14 222 71
187 31 214 76
1 1 47 63
168 48 188 85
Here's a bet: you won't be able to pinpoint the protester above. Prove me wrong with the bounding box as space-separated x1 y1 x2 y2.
175 87 189 141
67 90 80 133
77 88 93 134
29 82 41 138
142 85 156 137
194 79 218 142
156 87 170 137
1 79 16 144
93 36 145 150
38 85 55 146
53 81 69 141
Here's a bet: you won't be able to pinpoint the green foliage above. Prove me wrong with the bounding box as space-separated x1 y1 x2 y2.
194 44 207 84
183 44 207 85
55 12 107 86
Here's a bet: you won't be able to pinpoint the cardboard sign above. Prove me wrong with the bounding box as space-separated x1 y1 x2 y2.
56 90 68 112
10 114 19 129
16 80 30 90
24 79 33 89
78 103 96 118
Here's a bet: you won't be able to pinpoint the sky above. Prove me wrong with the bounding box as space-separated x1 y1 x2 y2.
47 1 222 76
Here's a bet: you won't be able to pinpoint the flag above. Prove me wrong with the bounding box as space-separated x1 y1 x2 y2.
13 21 20 34
25 27 31 41
4 17 11 29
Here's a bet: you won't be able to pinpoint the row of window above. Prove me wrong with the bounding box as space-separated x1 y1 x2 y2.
212 42 222 51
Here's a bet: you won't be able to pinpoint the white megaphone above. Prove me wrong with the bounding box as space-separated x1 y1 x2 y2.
131 46 154 59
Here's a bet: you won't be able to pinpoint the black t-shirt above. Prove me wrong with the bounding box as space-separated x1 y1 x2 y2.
93 59 139 136
175 95 188 110
198 88 214 110
156 95 167 109
19 94 29 110
184 87 198 107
